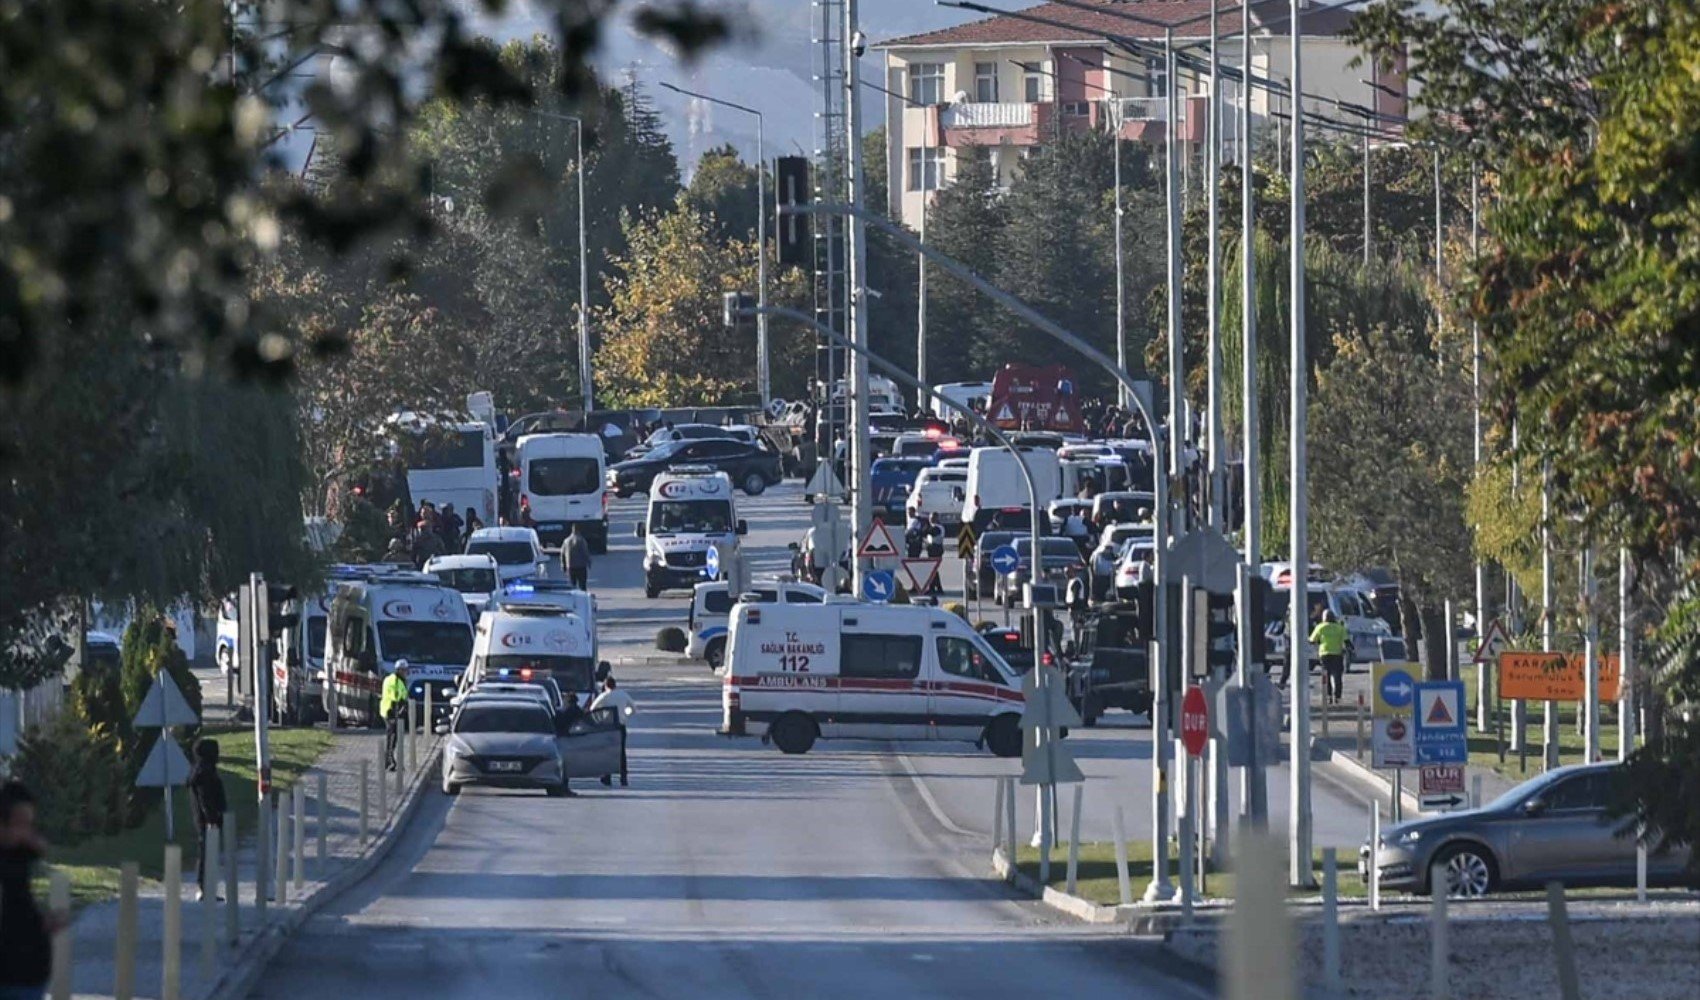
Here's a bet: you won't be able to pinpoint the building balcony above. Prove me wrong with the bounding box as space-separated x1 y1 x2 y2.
940 102 1034 128
938 102 1049 148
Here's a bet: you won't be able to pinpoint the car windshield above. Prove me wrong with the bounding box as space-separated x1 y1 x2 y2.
434 567 498 594
467 541 536 566
1017 538 1084 559
453 704 553 735
376 621 473 665
306 616 327 659
529 457 600 496
978 533 1019 562
651 500 732 534
483 654 595 694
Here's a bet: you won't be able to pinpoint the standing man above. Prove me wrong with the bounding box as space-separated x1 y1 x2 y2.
1309 611 1349 705
187 739 227 902
381 660 410 772
561 524 592 591
0 781 58 1000
589 677 636 787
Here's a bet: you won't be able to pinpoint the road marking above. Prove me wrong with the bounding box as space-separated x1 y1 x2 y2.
894 751 976 837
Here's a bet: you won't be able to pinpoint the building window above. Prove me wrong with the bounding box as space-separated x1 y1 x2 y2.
974 62 999 103
1145 57 1168 98
1061 101 1091 118
909 63 945 106
907 147 945 192
1023 68 1043 103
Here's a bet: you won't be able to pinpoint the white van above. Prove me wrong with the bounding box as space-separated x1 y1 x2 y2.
721 602 1026 756
487 578 600 668
906 465 969 527
324 570 475 727
270 586 334 726
961 446 1062 534
517 433 608 552
931 380 994 420
636 467 746 598
468 600 600 703
686 579 827 667
1266 582 1395 667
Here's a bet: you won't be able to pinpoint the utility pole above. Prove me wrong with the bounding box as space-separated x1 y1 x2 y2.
1164 27 1184 481
1205 0 1225 529
1542 461 1557 770
916 86 930 411
1619 547 1635 760
1237 0 1264 827
1287 0 1315 888
843 0 872 594
1471 166 1489 732
1582 546 1600 762
1113 96 1128 410
575 118 592 414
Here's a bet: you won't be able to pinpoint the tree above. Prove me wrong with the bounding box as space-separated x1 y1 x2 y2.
915 147 1007 382
683 144 762 243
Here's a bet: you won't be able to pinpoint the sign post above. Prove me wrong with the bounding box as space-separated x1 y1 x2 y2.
1419 763 1467 812
132 671 199 841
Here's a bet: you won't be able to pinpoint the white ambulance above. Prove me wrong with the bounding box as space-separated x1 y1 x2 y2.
467 599 600 703
636 466 746 598
324 570 475 727
720 601 1026 756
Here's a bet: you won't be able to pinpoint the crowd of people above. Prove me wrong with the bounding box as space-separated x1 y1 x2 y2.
382 499 485 569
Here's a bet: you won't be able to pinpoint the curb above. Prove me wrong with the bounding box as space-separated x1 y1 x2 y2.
198 742 443 1000
990 846 1221 935
1313 737 1423 815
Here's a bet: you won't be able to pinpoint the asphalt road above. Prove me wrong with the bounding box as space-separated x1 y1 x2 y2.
247 482 1380 998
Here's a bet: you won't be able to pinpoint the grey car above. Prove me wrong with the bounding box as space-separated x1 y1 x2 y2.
1361 762 1694 896
440 699 567 797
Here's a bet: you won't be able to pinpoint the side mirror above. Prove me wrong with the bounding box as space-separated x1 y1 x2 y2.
433 723 450 736
737 520 749 535
1521 797 1547 817
536 560 549 577
635 523 646 538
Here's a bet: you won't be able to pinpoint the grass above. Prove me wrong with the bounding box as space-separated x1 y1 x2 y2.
1015 841 1368 907
41 726 334 910
1460 665 1620 785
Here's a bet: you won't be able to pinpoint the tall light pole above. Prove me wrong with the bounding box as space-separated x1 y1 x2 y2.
844 0 873 593
1287 0 1314 888
660 82 770 408
1205 0 1225 529
528 109 594 414
1237 0 1265 826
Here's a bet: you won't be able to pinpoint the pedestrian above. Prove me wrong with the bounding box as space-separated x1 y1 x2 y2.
517 496 537 529
905 508 926 558
0 781 59 1000
438 502 463 551
589 677 636 787
561 524 592 591
187 739 227 901
381 660 409 772
382 534 411 565
1310 611 1349 704
412 519 445 568
462 507 484 546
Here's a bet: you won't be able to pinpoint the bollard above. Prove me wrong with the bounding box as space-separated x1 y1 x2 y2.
163 844 182 1000
1320 691 1332 740
1637 837 1649 903
1224 834 1295 1000
116 862 139 1000
50 869 71 1000
1369 803 1382 911
393 726 405 798
1322 848 1341 993
274 795 289 905
993 777 1006 860
1470 773 1483 810
1430 862 1449 1000
201 831 218 978
292 784 306 889
1112 805 1133 906
425 684 435 744
379 746 390 817
360 759 371 844
223 816 239 944
1038 783 1053 888
407 706 418 772
1356 695 1366 760
1002 776 1017 878
316 771 328 876
1066 784 1083 896
1546 882 1582 1000
1178 740 1195 920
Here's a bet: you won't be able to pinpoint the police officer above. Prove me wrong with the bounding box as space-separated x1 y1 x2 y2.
381 660 409 772
1309 611 1349 704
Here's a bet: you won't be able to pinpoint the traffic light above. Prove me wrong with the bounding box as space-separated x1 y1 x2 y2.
775 156 811 269
260 582 299 642
1204 590 1237 674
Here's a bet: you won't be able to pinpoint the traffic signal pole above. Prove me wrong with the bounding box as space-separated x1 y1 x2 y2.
842 0 872 597
249 574 270 917
1287 0 1316 888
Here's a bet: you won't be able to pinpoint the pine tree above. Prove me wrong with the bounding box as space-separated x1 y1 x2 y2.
922 147 1007 381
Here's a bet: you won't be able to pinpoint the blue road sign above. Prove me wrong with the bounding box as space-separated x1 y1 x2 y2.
1379 668 1416 710
704 544 721 579
1413 680 1467 764
990 545 1020 575
862 569 896 604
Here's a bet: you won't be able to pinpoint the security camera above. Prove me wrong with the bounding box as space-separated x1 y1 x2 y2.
851 30 867 58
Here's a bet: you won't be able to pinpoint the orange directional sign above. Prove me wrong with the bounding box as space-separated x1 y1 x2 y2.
1499 652 1620 702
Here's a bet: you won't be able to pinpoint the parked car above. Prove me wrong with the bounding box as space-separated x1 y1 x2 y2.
1068 601 1153 725
1089 524 1152 600
993 536 1085 608
621 423 737 461
608 438 782 497
967 530 1021 601
1360 763 1694 896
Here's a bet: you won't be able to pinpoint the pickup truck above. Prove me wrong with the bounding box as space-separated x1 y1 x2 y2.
1068 602 1153 726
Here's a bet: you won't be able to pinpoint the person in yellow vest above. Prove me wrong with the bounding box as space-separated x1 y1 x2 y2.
1308 612 1349 705
380 661 410 772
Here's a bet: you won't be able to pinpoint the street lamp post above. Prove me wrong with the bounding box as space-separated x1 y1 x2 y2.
1287 0 1315 888
527 109 593 414
660 82 771 408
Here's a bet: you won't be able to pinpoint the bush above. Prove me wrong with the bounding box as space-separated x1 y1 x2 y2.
11 712 130 843
654 627 687 653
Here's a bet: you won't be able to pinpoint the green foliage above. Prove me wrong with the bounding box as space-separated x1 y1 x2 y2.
70 646 130 760
683 144 762 244
335 493 394 563
922 147 1010 381
12 711 130 843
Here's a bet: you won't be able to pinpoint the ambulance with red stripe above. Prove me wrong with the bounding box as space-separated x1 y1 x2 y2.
324 570 475 728
720 601 1026 757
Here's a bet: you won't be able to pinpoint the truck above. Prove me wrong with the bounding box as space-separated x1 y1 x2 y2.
986 364 1085 435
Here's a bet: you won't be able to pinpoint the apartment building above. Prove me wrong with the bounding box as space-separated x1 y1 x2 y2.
875 0 1408 229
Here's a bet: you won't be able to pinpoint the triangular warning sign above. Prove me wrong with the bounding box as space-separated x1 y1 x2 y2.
1425 694 1454 726
1471 619 1511 664
902 557 941 594
857 517 901 559
993 403 1015 423
132 671 200 729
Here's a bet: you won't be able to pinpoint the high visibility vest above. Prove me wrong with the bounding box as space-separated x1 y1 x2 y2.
380 672 408 717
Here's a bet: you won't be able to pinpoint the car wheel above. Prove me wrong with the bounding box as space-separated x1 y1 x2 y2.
1429 843 1496 898
741 471 767 496
589 528 608 556
770 713 817 754
985 714 1023 758
705 637 727 669
442 781 460 796
546 782 567 798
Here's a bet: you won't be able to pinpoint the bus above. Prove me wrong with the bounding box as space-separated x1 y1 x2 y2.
390 412 499 528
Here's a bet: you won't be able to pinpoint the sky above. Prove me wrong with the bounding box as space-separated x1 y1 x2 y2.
465 0 967 175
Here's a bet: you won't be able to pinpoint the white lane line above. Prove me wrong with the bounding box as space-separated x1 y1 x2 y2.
895 751 977 838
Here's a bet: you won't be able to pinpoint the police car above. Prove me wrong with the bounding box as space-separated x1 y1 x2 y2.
636 467 747 599
686 579 826 668
720 601 1026 756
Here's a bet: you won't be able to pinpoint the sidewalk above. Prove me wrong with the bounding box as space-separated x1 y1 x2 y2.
62 726 440 1000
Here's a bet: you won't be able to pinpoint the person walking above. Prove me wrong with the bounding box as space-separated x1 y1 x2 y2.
1309 611 1349 705
381 661 409 772
589 677 636 787
0 781 59 1000
187 739 227 902
561 524 592 591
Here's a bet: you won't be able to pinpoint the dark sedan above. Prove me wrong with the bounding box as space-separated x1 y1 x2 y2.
607 438 783 498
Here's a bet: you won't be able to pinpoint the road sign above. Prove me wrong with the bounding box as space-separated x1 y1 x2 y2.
1020 668 1083 730
1180 685 1209 756
131 672 199 729
704 544 721 579
725 550 752 598
1419 764 1467 811
805 463 845 501
135 736 191 788
1413 680 1468 764
1471 620 1511 665
957 524 977 560
857 517 901 559
862 569 896 603
901 557 941 594
1372 662 1417 718
810 499 840 530
1373 716 1414 768
990 544 1020 575
1020 668 1083 785
1499 652 1621 702
1222 676 1281 767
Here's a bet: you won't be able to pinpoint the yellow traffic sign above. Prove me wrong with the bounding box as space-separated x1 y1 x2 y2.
1372 661 1419 719
957 524 977 560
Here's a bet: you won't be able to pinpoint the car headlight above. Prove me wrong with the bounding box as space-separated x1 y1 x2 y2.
1394 829 1421 846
